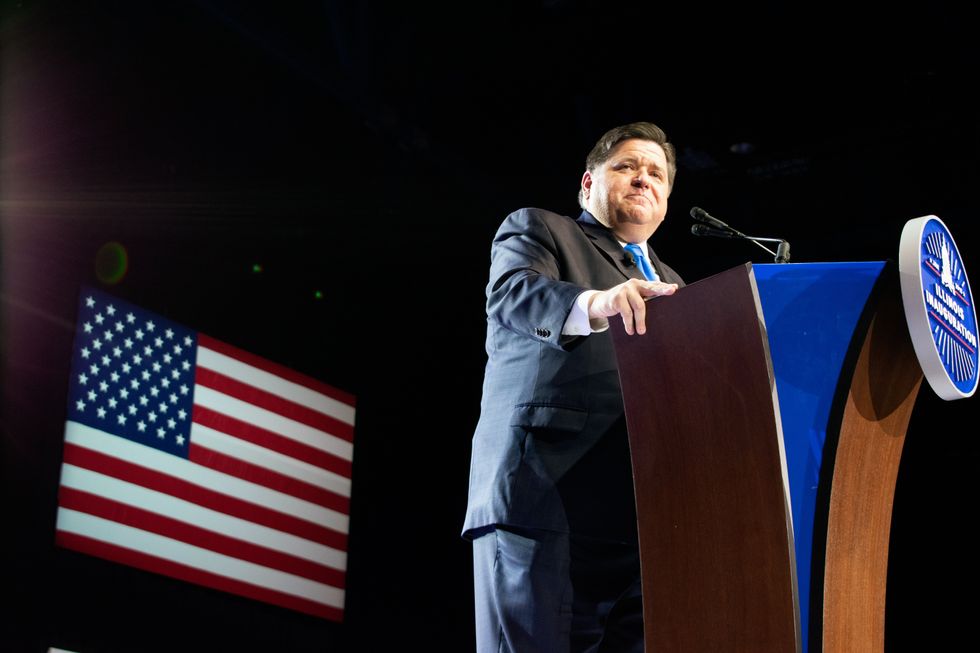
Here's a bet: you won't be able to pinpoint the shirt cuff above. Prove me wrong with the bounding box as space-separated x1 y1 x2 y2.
562 290 609 335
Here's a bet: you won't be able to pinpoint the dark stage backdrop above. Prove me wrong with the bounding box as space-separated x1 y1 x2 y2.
2 2 977 651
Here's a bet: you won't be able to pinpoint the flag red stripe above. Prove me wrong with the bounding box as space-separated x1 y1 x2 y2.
194 369 355 444
59 487 346 587
64 443 348 550
193 404 352 477
197 333 356 407
188 443 350 514
55 531 344 622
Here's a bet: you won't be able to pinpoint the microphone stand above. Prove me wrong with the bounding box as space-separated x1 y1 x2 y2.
690 207 791 263
740 235 791 263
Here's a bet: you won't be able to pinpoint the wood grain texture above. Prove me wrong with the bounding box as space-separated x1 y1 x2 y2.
612 264 800 653
823 272 923 652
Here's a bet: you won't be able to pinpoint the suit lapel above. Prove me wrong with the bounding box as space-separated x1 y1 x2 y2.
647 249 670 284
576 212 647 282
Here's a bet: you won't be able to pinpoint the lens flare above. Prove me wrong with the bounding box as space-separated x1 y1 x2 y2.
95 241 128 284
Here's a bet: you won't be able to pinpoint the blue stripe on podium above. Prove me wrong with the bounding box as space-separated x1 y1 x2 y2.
755 261 887 653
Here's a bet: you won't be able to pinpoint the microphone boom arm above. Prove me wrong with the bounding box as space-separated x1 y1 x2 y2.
741 235 781 258
689 207 791 263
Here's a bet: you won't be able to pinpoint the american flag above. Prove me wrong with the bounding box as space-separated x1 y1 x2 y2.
55 287 355 621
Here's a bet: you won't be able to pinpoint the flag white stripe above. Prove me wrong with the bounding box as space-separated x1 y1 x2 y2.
192 423 351 497
193 386 354 462
197 346 355 425
56 508 345 609
65 421 350 532
59 463 347 570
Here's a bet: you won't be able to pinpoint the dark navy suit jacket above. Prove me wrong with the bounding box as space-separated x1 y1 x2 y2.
463 207 684 542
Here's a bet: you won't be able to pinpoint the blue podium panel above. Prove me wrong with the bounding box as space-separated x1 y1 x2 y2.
754 261 887 652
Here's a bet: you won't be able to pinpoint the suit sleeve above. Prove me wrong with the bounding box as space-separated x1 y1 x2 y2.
486 209 588 350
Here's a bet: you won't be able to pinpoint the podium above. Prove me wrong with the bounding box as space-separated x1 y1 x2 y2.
611 261 923 653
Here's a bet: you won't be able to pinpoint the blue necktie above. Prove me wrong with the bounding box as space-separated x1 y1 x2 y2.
624 243 659 281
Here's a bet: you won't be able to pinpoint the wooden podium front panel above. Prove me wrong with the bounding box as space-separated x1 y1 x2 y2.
611 263 799 652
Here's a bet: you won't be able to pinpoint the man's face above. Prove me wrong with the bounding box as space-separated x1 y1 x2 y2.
581 138 671 244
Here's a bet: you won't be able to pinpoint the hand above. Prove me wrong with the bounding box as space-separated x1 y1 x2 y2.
587 279 678 335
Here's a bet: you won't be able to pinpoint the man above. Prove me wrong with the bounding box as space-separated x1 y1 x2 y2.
463 121 685 652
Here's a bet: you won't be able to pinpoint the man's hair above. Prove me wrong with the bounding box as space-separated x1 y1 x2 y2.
578 121 677 209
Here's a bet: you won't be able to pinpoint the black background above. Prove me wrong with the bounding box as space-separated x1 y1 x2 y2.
2 1 977 651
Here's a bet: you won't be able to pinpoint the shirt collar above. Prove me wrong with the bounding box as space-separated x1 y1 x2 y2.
578 210 650 258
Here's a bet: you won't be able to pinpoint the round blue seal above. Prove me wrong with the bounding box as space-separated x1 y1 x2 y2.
899 216 978 399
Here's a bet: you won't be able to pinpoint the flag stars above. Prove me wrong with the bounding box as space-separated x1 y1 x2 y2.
79 300 201 449
85 296 96 308
78 373 89 385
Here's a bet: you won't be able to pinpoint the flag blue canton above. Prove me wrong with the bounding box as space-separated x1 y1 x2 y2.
66 288 198 458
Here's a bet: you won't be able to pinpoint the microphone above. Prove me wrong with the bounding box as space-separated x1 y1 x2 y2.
690 207 737 232
622 250 636 267
691 223 738 239
689 206 791 263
